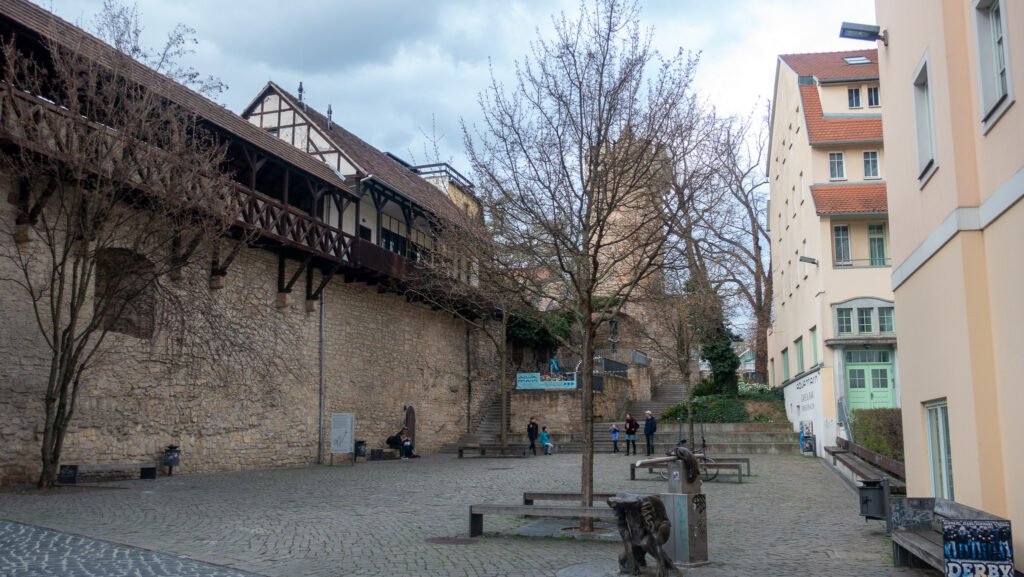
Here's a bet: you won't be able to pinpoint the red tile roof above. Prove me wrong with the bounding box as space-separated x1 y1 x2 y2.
800 85 883 145
780 50 878 80
811 184 888 215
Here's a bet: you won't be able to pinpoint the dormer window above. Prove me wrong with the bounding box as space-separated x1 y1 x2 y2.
848 88 862 108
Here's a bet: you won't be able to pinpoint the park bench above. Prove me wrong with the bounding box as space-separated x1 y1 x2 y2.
890 497 1010 572
629 460 744 482
469 504 611 537
522 491 616 505
826 437 906 494
456 443 529 458
58 462 157 484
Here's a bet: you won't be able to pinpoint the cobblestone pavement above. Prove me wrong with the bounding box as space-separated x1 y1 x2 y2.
0 453 933 576
0 520 261 576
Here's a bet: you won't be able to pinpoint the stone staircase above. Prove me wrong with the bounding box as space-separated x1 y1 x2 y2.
627 382 689 419
439 392 506 453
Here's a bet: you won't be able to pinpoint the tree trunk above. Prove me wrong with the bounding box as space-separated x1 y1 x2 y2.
579 317 596 533
499 345 508 446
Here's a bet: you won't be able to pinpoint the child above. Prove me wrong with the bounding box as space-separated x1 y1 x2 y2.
539 426 554 455
609 423 620 453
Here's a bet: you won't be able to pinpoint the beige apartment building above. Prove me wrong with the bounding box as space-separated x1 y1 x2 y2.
767 50 898 456
875 0 1024 555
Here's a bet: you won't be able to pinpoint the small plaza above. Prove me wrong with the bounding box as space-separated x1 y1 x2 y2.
0 453 931 577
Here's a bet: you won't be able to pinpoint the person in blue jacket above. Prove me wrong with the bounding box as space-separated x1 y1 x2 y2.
539 426 554 455
643 410 657 456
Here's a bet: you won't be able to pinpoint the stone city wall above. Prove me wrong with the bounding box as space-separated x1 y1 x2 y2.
0 198 493 485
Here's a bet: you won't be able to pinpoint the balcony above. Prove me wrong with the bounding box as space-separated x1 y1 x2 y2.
834 257 890 269
351 237 413 281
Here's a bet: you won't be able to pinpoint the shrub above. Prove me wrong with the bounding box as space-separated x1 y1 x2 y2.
752 414 773 423
661 402 689 422
702 398 749 423
850 408 904 463
691 378 719 397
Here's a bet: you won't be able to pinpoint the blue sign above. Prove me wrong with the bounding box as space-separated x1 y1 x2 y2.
516 372 577 390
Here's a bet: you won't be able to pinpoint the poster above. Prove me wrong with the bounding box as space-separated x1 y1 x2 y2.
942 519 1014 576
330 413 354 454
515 372 577 389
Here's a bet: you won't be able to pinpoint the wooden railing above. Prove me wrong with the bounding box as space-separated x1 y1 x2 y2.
233 186 354 264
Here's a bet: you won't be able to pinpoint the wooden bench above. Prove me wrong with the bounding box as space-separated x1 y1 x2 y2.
708 457 751 477
59 462 157 484
891 497 1010 572
827 437 906 494
522 491 617 505
469 504 611 537
628 460 744 482
457 444 529 458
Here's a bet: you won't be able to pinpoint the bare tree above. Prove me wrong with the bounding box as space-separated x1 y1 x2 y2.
704 111 771 383
464 0 697 530
0 7 235 487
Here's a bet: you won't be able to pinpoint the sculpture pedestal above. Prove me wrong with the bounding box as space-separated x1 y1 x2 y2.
660 492 709 567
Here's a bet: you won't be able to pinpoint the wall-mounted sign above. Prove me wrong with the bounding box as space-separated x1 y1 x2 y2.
516 372 577 389
943 519 1013 576
330 413 354 454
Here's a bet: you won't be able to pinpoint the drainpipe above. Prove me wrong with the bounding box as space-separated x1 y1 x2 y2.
317 290 326 464
466 326 472 433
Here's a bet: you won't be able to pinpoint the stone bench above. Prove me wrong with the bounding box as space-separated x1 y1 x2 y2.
891 497 1010 572
59 462 157 484
456 444 529 458
469 504 611 537
522 491 617 505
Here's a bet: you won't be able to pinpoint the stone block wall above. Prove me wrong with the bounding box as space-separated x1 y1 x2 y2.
0 196 495 485
509 373 632 433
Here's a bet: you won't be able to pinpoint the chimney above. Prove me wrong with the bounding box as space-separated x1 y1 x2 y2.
327 104 333 130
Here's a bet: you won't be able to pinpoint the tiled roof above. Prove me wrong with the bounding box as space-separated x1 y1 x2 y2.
779 49 879 80
261 82 462 221
0 0 354 195
800 85 883 145
810 183 888 215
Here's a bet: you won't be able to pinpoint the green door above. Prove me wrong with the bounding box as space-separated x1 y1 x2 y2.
845 350 895 410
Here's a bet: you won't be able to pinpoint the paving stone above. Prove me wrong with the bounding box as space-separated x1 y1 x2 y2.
0 453 932 576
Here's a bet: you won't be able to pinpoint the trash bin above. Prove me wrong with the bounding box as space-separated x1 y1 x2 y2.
354 440 367 457
164 445 181 476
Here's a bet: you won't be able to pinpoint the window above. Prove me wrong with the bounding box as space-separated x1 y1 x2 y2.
867 86 880 107
913 56 937 183
848 87 862 108
975 0 1012 127
844 55 872 65
879 307 895 333
925 400 954 499
837 308 852 335
794 337 804 374
869 223 887 265
858 308 873 333
833 225 851 266
810 327 818 365
829 152 846 180
863 151 880 179
782 348 790 380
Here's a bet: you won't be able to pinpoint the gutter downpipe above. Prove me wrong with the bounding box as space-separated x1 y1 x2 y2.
317 289 326 464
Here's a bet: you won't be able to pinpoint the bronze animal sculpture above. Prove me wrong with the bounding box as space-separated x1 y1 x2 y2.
669 445 701 485
607 493 675 576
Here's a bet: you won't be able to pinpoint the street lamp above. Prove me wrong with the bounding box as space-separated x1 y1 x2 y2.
839 22 888 46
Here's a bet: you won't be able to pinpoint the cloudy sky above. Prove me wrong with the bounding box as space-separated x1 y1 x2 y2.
45 0 876 172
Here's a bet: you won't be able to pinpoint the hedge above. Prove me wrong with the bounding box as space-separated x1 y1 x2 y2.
850 408 904 463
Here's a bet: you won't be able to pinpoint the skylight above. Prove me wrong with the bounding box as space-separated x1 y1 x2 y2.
843 56 872 65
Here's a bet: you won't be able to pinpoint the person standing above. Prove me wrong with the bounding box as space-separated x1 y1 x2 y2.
609 423 620 454
624 413 639 456
527 416 539 456
643 410 657 456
